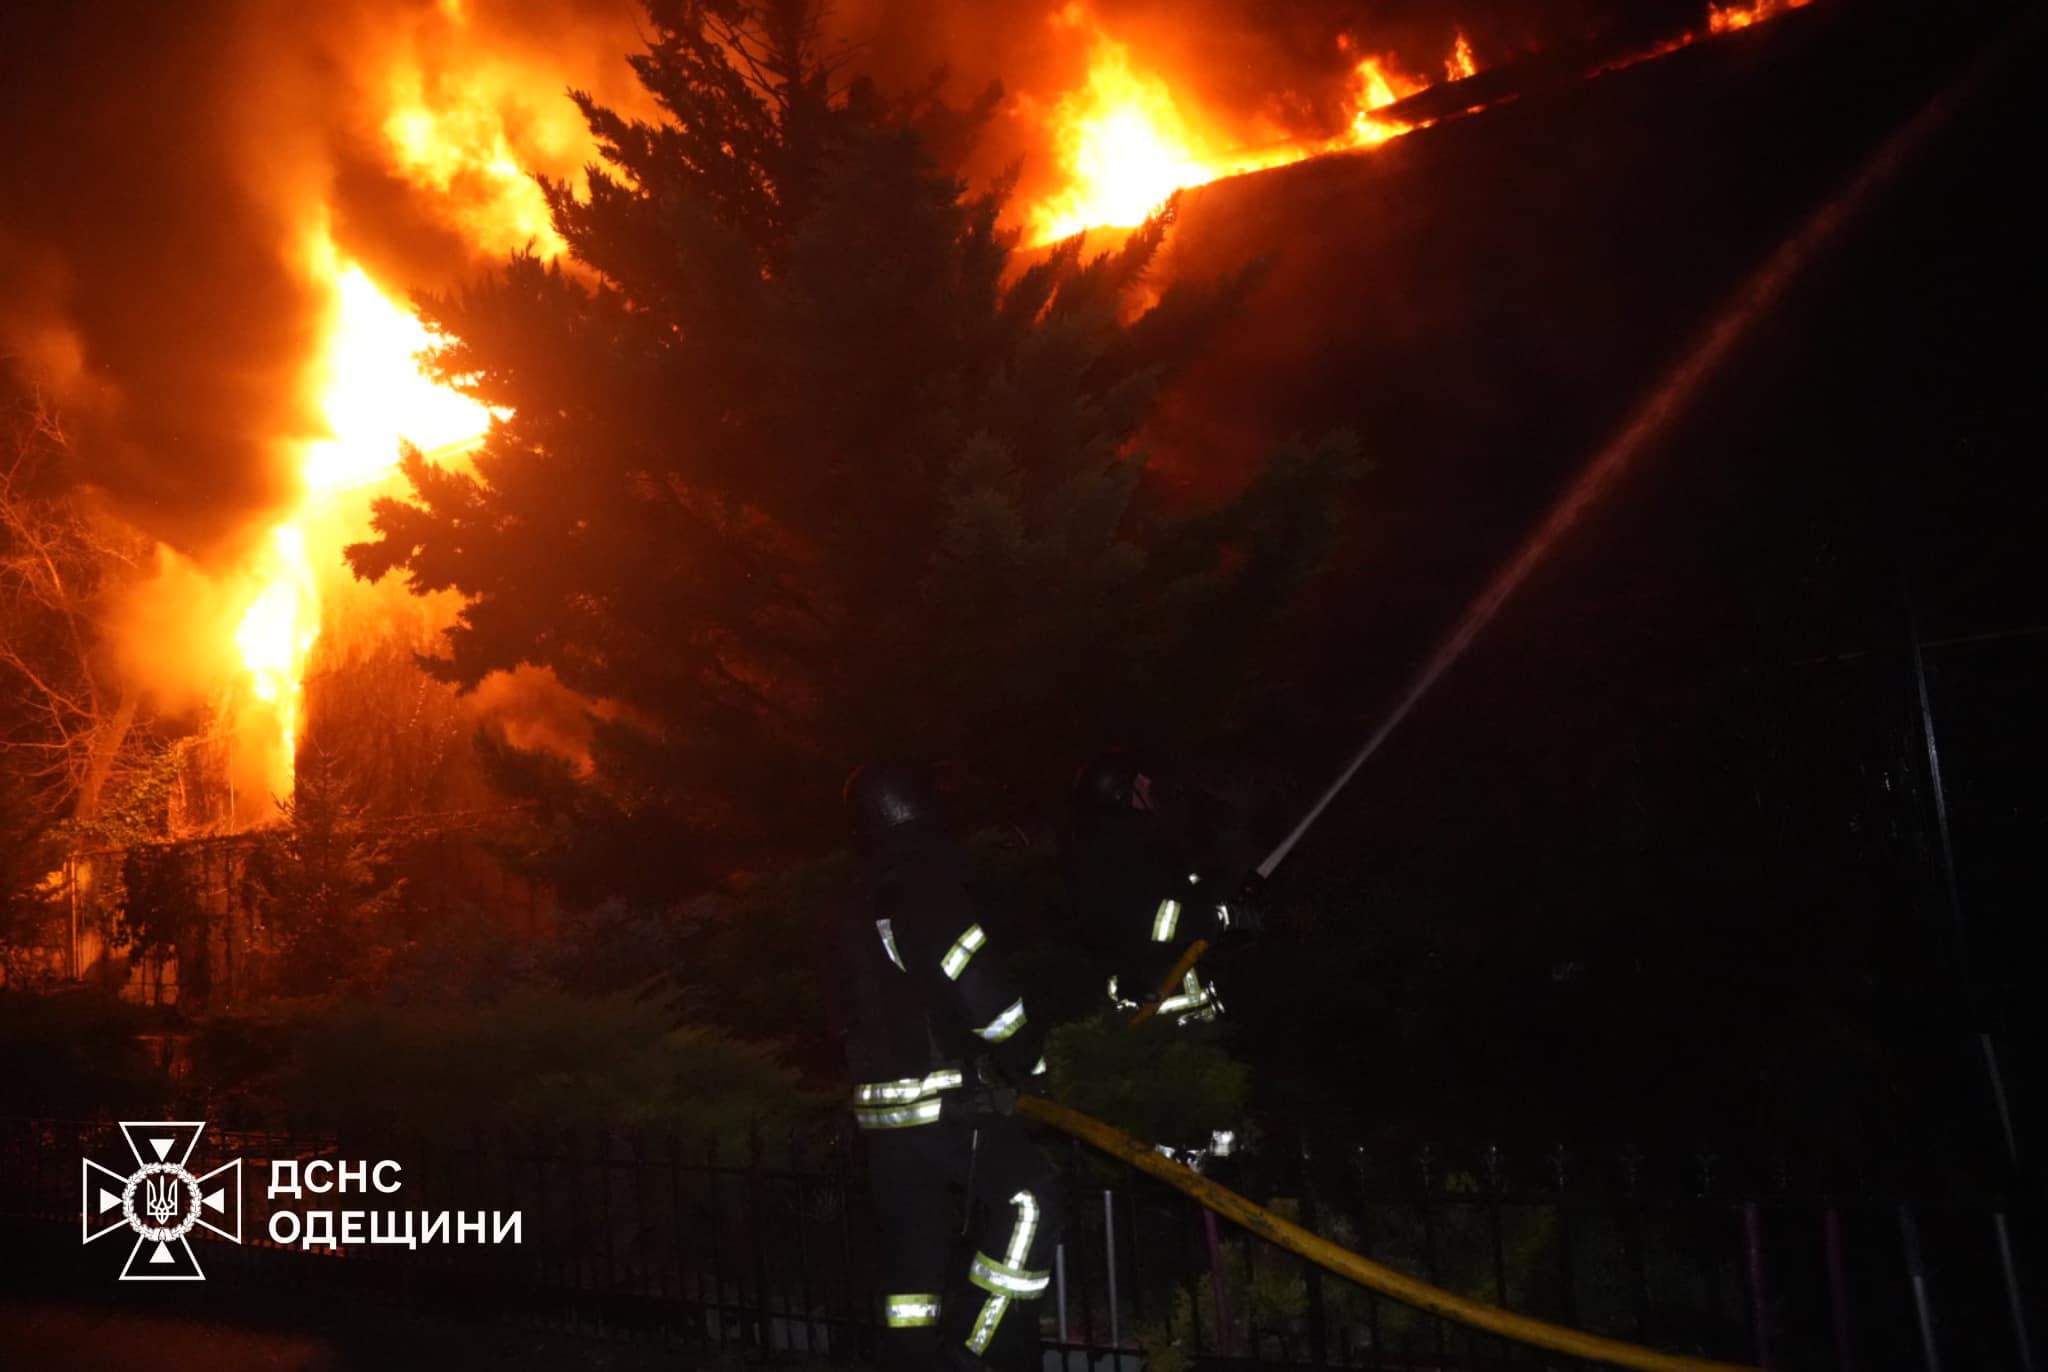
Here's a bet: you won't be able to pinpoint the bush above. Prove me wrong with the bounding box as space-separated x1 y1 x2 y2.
1045 1010 1249 1151
0 986 159 1115
285 987 824 1146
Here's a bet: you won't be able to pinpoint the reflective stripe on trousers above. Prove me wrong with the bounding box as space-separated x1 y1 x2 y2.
884 1291 941 1327
964 1188 1048 1354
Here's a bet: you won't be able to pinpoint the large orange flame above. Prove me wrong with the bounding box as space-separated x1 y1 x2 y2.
1022 0 1825 244
231 239 497 806
1345 51 1427 148
1023 19 1301 244
377 65 577 259
219 0 612 810
1445 33 1479 83
1022 10 1443 243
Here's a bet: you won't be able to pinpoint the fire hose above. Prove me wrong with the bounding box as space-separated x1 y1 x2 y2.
1125 938 1208 1028
1017 1092 1760 1372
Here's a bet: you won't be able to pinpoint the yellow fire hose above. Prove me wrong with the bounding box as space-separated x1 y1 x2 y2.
1016 1093 1760 1372
1125 938 1210 1027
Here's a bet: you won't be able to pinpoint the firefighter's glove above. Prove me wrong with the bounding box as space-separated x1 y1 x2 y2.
1215 897 1266 944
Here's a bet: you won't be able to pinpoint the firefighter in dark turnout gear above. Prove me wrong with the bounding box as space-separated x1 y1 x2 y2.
840 763 1064 1371
1064 749 1245 1026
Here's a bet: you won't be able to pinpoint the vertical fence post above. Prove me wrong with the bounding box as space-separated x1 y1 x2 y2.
1103 1188 1120 1367
834 1126 864 1352
1352 1145 1383 1370
1419 1144 1447 1361
667 1133 689 1336
564 1128 583 1330
1484 1143 1510 1347
1553 1144 1578 1329
1122 1185 1145 1332
600 1128 618 1319
1241 1218 1257 1355
789 1125 819 1356
1622 1141 1651 1342
1696 1142 1726 1351
1055 1242 1069 1349
1067 1141 1096 1349
1202 1208 1231 1355
749 1119 771 1352
1743 1199 1772 1368
629 1129 649 1310
1823 1204 1855 1372
706 1134 728 1349
1300 1130 1329 1367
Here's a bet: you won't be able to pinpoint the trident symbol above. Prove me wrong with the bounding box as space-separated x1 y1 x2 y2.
146 1174 179 1224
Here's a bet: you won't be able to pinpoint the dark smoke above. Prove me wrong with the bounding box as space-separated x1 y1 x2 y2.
1 2 320 557
0 0 643 561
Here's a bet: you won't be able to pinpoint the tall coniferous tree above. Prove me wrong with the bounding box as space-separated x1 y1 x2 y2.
349 0 1357 902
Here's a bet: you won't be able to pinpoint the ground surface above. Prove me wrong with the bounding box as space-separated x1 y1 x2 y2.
0 1296 719 1372
0 1229 764 1372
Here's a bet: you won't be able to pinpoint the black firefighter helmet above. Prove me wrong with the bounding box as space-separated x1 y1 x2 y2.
843 761 941 847
1072 746 1154 813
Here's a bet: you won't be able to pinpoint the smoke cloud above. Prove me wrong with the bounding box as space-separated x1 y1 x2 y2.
0 0 645 560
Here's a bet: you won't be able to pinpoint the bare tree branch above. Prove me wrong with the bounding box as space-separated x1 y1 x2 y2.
0 392 155 841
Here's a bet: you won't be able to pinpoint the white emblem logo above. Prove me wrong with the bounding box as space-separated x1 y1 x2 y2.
80 1120 243 1280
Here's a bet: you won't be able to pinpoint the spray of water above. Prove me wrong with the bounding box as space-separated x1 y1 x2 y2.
1257 31 2014 880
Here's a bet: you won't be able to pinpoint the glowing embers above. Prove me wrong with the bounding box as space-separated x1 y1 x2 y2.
1023 8 1454 244
1710 0 1813 34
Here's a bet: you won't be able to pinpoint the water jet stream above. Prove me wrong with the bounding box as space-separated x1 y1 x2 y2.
1254 27 2018 882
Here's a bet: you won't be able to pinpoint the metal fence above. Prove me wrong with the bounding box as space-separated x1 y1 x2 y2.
5 1115 2036 1369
